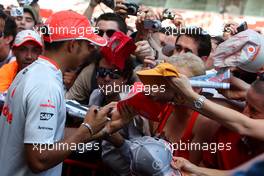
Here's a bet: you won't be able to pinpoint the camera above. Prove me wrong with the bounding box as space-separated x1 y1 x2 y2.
17 0 33 6
237 22 248 33
101 0 116 9
10 7 24 17
162 9 175 20
144 20 162 31
123 2 139 16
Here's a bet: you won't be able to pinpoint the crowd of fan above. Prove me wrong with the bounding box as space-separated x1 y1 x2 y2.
0 0 264 176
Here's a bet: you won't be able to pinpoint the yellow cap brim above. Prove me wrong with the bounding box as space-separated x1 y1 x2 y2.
136 63 179 86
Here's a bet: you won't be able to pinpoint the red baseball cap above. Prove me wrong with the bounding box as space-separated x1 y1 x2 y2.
43 10 107 46
101 31 136 70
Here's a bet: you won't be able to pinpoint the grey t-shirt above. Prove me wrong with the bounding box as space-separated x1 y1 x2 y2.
0 56 66 176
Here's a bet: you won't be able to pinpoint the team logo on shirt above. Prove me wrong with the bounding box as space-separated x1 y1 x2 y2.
40 100 56 109
40 112 54 120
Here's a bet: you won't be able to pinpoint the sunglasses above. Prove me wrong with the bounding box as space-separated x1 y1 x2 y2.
98 29 116 38
96 67 123 79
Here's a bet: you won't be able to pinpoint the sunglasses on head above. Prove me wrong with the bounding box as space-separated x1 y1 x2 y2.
96 67 123 79
98 29 116 38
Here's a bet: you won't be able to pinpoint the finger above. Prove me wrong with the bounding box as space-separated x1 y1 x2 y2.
135 48 151 55
63 75 73 80
135 40 148 46
144 59 157 68
138 50 154 57
230 28 237 35
116 4 128 10
139 12 146 22
87 105 100 115
137 44 151 52
64 72 71 76
221 78 231 83
99 102 117 117
135 47 151 54
145 56 156 60
116 9 128 14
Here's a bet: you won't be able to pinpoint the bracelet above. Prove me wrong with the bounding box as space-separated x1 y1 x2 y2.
81 122 94 136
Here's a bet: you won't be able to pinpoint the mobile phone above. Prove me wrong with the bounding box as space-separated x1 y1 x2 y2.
122 2 139 16
237 22 248 33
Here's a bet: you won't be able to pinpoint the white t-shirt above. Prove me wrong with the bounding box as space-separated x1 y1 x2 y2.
0 56 66 176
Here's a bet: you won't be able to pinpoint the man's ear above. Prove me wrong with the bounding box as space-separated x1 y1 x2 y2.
66 40 76 53
201 56 208 63
4 35 14 46
12 47 17 55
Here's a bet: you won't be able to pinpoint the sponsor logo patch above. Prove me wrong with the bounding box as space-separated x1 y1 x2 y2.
38 126 53 131
40 112 54 120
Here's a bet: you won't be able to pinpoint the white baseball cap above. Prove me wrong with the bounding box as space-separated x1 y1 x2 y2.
214 29 264 73
13 30 43 49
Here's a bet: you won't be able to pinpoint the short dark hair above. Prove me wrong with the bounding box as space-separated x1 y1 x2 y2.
31 0 39 4
0 4 4 11
24 8 37 25
211 36 224 45
0 10 17 46
176 27 212 57
122 57 134 81
96 13 128 34
232 68 257 84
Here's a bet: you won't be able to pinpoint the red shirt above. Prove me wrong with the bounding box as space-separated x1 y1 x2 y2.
203 126 261 170
174 111 199 159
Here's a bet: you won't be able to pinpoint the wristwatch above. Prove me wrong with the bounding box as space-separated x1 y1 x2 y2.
193 95 206 109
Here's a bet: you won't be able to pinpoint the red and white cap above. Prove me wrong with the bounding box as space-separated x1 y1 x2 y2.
214 29 264 73
13 30 43 48
43 10 107 46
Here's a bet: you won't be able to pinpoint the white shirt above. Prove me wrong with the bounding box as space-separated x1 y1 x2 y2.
0 55 66 176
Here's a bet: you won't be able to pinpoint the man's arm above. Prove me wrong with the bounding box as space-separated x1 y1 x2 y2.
25 104 115 173
25 125 91 173
191 94 264 140
171 157 231 176
172 154 264 176
83 0 100 20
168 75 264 141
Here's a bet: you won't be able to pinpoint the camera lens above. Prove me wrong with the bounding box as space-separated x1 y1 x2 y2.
128 6 136 15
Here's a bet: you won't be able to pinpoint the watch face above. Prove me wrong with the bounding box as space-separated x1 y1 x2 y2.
194 101 203 109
